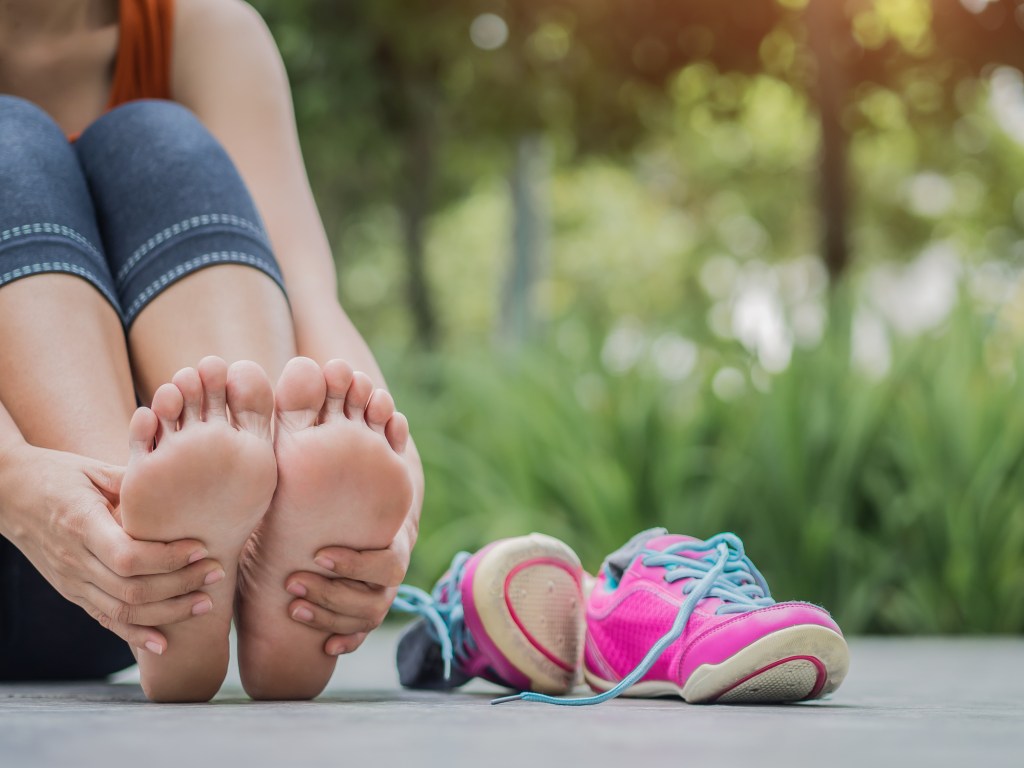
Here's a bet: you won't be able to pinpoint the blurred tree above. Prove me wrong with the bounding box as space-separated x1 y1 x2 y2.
252 0 491 348
252 0 1024 345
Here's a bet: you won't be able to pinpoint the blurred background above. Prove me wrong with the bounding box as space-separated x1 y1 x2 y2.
250 0 1024 633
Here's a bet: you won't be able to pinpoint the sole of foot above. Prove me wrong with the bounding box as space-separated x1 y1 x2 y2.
236 357 412 700
120 356 277 703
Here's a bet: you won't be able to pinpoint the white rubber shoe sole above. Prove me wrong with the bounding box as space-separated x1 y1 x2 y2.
467 534 586 694
585 624 850 704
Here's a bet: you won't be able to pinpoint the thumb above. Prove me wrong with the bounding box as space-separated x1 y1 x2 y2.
84 460 126 503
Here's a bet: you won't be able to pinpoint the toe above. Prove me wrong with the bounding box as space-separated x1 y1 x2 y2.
150 382 184 437
198 356 229 422
344 371 374 422
226 360 274 439
320 359 354 424
384 411 410 454
172 367 204 425
275 357 327 433
364 389 395 437
128 407 159 460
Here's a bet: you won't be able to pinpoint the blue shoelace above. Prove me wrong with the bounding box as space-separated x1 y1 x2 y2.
391 551 476 681
492 532 775 706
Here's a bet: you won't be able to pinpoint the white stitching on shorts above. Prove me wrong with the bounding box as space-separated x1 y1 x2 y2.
117 214 266 284
123 251 282 322
0 261 118 309
0 223 104 264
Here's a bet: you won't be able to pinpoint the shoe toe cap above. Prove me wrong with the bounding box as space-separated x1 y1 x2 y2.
676 602 843 683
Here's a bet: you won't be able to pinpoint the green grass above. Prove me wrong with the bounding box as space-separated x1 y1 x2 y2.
388 299 1024 633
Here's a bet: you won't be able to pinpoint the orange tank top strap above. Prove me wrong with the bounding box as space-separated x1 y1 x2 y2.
107 0 176 108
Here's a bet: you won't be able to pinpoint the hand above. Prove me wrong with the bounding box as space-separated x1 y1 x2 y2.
0 443 224 655
284 513 417 656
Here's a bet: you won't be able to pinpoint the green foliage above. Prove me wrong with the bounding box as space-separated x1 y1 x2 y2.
390 300 1024 634
244 1 1024 633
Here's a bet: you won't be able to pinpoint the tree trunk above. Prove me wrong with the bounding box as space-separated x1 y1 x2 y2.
807 0 851 280
500 134 550 343
399 87 438 349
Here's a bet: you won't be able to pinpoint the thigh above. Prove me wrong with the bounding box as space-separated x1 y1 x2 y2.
74 100 295 399
0 95 121 316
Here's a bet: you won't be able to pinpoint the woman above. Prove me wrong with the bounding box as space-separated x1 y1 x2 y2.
0 0 423 701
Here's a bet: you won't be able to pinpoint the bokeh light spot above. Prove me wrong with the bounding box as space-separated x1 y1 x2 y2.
470 14 508 51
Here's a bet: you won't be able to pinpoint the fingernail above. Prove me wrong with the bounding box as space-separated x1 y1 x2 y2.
204 569 226 586
192 599 213 616
187 549 208 565
328 647 344 656
144 641 164 656
314 556 335 571
292 606 314 622
286 582 307 598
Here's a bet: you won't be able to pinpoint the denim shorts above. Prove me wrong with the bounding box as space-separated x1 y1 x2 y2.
0 96 288 680
0 95 286 327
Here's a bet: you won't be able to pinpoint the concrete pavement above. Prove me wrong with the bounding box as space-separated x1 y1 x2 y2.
1 630 1021 768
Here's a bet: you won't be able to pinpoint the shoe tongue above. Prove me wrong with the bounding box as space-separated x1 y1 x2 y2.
606 529 718 583
644 533 701 552
602 528 684 581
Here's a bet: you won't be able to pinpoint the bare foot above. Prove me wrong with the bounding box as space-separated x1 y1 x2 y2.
121 357 277 702
236 357 412 700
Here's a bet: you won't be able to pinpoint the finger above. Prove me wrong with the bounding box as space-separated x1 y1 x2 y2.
286 598 383 636
81 600 169 656
82 582 213 627
324 633 368 656
311 546 406 588
82 460 126 504
286 572 389 620
88 555 225 606
83 508 208 577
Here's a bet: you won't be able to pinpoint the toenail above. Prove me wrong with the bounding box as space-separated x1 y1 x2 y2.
204 569 226 586
314 556 336 572
292 606 314 622
192 600 213 616
287 582 307 598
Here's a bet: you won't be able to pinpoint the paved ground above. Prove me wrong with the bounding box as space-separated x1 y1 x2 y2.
1 629 1021 768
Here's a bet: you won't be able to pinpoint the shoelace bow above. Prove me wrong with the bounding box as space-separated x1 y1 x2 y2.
493 532 775 706
391 551 476 681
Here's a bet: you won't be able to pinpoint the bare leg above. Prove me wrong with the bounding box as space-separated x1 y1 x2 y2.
0 276 134 463
128 266 296 402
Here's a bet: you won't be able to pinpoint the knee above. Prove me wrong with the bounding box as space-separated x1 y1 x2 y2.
0 95 63 136
77 100 223 168
0 96 71 169
75 99 244 194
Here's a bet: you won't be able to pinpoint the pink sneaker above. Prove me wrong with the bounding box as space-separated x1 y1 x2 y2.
496 530 849 705
392 534 585 694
